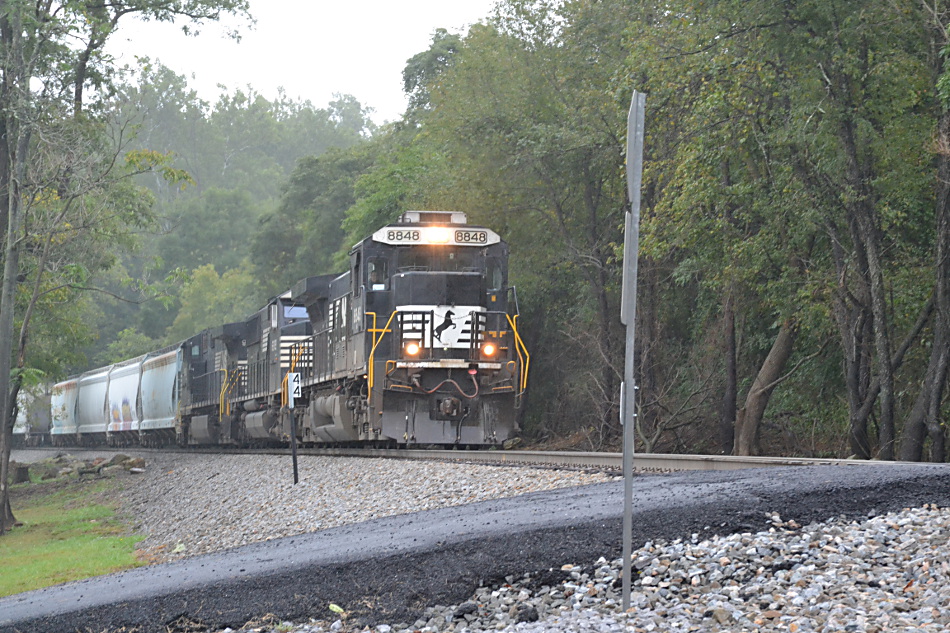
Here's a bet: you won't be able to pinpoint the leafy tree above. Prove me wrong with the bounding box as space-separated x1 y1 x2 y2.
158 188 261 274
118 68 374 201
165 263 260 341
897 1 950 461
340 132 445 252
84 65 378 362
760 0 934 459
609 0 948 461
353 0 950 459
252 146 374 292
403 28 462 115
0 0 250 534
95 328 161 365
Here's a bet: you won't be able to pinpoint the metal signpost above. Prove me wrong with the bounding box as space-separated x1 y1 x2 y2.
287 372 301 484
621 90 646 611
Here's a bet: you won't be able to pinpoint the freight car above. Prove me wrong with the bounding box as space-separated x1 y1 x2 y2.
40 211 528 448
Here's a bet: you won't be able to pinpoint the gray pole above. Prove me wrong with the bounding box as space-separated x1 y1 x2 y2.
621 90 645 611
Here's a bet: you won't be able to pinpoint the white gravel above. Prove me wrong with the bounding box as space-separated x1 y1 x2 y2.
221 505 950 633
116 452 615 562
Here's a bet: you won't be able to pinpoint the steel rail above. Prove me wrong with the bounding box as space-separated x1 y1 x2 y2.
13 445 941 470
275 449 939 471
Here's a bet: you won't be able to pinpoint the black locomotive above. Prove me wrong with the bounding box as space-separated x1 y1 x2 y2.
46 211 528 447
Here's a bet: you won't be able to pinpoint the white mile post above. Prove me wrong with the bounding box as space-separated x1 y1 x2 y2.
621 90 645 611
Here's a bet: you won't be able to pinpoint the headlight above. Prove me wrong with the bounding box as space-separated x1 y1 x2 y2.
482 342 497 357
405 341 422 356
424 226 451 243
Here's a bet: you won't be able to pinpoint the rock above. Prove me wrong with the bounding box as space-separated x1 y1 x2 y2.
515 605 539 623
78 463 104 478
711 607 732 624
452 602 478 619
124 457 146 470
107 454 131 467
502 438 522 450
35 461 60 480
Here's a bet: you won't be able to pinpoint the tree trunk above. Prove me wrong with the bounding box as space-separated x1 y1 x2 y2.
824 217 875 458
899 112 950 462
719 291 737 454
0 172 25 533
856 208 897 459
733 319 797 456
0 11 30 530
635 257 660 449
834 97 897 458
718 157 737 455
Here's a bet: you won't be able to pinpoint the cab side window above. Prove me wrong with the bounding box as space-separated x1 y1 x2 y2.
487 258 503 290
353 253 362 297
368 258 389 290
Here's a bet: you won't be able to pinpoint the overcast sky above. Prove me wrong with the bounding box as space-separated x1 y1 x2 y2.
106 0 499 124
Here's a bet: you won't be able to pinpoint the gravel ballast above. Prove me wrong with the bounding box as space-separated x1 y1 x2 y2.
118 452 615 562
288 505 950 633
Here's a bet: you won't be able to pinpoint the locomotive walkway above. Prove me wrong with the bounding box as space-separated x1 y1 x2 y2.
2 461 949 633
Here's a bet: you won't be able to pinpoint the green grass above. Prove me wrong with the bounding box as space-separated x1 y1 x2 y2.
0 476 144 597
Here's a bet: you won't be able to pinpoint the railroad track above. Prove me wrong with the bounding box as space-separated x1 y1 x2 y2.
289 448 940 470
14 445 937 471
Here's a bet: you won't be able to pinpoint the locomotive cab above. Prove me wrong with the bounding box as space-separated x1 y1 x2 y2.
352 211 527 445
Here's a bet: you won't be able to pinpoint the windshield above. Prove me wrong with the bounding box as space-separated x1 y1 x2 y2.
283 305 308 320
396 246 481 272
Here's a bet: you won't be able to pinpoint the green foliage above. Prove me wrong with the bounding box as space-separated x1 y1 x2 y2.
95 328 161 365
341 135 439 254
165 263 262 341
157 188 262 274
310 0 950 456
251 146 374 292
408 1 635 439
10 0 947 458
403 28 463 113
117 65 373 202
73 62 379 363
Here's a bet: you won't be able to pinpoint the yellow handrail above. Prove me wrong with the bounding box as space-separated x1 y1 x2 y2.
223 369 242 416
363 310 527 406
290 341 305 372
367 310 399 405
506 313 530 394
217 369 229 417
367 311 388 348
